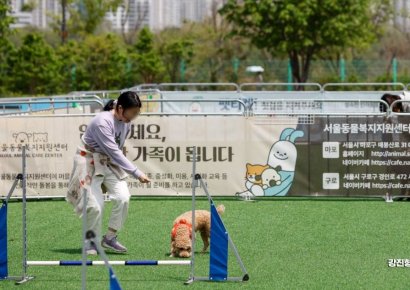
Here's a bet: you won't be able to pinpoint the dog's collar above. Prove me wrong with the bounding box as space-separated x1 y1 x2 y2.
171 219 192 240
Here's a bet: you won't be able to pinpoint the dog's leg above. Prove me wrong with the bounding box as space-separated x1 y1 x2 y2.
170 241 176 257
200 230 210 253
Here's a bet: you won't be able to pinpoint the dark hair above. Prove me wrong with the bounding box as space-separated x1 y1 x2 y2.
380 93 403 112
103 91 142 111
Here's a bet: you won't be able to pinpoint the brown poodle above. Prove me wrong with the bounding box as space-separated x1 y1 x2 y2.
170 204 225 258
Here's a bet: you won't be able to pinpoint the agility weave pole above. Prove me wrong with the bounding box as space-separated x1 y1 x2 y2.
185 147 249 284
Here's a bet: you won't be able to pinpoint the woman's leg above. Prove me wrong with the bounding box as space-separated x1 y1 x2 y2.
101 170 130 252
87 175 105 241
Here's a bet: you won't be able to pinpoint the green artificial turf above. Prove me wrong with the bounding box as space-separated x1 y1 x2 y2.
2 197 410 289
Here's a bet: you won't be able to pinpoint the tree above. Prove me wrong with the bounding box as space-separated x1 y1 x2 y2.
55 40 88 92
220 0 391 84
130 28 165 84
82 34 128 89
56 33 131 91
0 1 14 96
9 33 62 95
61 0 122 36
159 36 194 82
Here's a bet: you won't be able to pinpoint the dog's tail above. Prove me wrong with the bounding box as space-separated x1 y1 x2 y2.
216 204 225 215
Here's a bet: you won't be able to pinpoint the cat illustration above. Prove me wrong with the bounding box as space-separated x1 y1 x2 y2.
244 163 269 196
245 163 269 185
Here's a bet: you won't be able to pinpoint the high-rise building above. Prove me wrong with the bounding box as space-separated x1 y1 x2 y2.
10 0 34 28
106 0 150 32
180 0 209 23
393 0 410 32
150 0 180 30
10 0 61 29
107 0 227 32
8 0 227 31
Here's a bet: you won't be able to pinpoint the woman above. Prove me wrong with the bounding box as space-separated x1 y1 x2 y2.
67 91 150 255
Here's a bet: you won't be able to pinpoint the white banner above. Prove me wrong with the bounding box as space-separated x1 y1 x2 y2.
0 115 300 197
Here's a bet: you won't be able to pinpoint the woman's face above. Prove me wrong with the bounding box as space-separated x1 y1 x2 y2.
117 106 140 123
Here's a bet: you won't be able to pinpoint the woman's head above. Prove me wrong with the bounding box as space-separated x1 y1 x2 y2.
104 91 142 123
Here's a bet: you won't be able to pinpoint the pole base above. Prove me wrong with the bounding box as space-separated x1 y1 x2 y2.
385 193 393 203
235 191 256 202
15 275 35 285
184 278 194 285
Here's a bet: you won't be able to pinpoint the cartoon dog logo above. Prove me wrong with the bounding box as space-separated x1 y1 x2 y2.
12 132 48 143
13 132 32 143
238 128 304 197
33 133 48 142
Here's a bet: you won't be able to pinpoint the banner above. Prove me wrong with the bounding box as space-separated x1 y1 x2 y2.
0 115 295 197
289 115 410 197
0 114 409 197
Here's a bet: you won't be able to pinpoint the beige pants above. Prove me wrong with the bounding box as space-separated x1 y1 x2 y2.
87 167 130 239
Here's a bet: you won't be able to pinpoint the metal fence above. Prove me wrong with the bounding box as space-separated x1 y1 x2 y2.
1 83 410 116
0 90 410 198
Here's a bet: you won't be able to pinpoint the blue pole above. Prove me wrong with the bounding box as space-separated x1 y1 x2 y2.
0 203 8 279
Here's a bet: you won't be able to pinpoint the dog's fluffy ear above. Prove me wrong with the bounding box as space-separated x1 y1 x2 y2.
216 204 225 214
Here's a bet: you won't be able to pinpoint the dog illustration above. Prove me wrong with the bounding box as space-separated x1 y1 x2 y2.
262 167 282 189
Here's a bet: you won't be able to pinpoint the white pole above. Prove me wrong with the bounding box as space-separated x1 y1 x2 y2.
27 260 191 266
81 189 88 290
14 145 34 285
186 146 197 285
21 145 28 278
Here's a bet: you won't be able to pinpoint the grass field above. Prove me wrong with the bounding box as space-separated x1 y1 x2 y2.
2 197 410 290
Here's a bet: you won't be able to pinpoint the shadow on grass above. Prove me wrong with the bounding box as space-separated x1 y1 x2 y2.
51 248 131 256
164 251 209 257
51 248 81 255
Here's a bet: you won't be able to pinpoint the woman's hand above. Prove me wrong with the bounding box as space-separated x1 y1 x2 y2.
138 173 151 183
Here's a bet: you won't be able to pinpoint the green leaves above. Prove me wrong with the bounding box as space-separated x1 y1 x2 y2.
220 0 390 83
8 33 61 95
0 0 13 39
130 28 165 84
56 33 128 91
160 38 194 82
67 0 122 34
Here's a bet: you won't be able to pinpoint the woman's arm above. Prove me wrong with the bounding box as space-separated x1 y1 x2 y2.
92 123 143 179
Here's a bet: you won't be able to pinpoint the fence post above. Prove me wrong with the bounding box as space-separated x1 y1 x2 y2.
340 57 346 82
180 59 186 82
287 59 292 91
232 57 239 82
392 57 398 83
126 59 132 87
71 64 76 91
